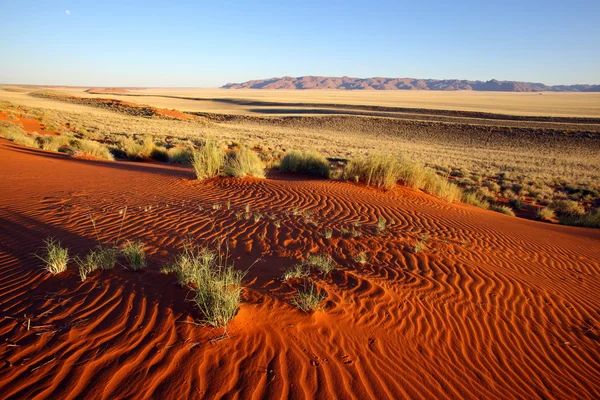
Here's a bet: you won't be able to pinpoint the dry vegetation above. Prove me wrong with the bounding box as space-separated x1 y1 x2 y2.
1 87 598 227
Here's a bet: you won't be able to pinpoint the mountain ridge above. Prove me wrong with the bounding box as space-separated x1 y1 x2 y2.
222 76 600 92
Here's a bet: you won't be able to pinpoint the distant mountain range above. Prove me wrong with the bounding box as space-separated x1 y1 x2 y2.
222 76 600 92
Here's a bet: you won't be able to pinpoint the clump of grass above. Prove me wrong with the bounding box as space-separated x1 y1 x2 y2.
72 139 115 161
38 135 72 152
354 251 368 265
223 146 265 178
490 205 516 216
121 138 156 160
280 150 330 177
150 146 169 162
414 240 427 254
376 216 387 233
192 141 225 180
559 210 600 228
291 281 326 312
462 191 490 209
537 207 555 221
508 197 525 210
121 240 147 270
76 246 118 281
307 254 336 275
323 229 333 239
170 243 246 327
36 237 69 275
168 146 193 164
550 200 585 216
282 263 310 280
344 154 400 189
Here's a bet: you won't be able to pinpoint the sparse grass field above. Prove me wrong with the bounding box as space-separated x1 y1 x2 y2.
1 86 598 227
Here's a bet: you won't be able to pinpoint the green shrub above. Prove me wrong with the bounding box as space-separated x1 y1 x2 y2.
192 141 225 180
36 237 69 275
414 240 427 254
223 146 265 178
280 150 330 177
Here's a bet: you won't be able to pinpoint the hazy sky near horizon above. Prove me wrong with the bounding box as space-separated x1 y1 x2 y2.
1 0 599 87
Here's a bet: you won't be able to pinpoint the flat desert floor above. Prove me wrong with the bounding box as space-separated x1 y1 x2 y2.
0 87 599 399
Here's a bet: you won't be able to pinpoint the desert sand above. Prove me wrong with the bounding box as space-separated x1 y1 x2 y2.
0 139 599 399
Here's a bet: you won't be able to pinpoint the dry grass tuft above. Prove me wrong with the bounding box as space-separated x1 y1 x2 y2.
170 243 246 327
223 146 265 178
121 240 147 270
280 150 330 177
36 237 69 275
192 141 225 180
292 281 327 312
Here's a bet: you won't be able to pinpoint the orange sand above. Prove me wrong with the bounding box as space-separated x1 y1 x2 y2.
0 140 599 399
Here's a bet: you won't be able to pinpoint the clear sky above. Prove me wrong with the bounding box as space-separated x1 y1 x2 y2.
1 0 599 87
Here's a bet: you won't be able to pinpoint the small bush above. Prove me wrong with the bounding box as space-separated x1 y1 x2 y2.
76 246 118 281
36 237 69 275
192 141 225 180
292 281 326 312
223 146 265 178
72 139 115 161
537 207 555 221
282 263 310 280
121 240 147 270
307 254 336 275
490 205 516 217
280 150 330 177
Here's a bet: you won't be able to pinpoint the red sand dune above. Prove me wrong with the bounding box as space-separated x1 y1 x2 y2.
0 140 599 399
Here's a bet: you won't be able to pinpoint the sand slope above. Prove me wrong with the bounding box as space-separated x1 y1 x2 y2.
0 141 599 399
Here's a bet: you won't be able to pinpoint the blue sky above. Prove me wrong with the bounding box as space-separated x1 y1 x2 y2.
1 0 599 87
